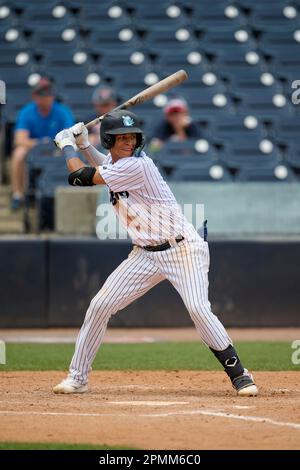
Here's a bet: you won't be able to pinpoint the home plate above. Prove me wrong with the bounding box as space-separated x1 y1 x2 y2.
109 401 189 406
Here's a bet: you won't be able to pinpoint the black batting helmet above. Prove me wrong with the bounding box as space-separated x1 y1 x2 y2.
100 109 145 151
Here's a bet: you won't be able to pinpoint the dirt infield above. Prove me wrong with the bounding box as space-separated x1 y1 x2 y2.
1 371 300 449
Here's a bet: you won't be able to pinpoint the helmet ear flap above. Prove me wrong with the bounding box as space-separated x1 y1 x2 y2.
101 133 115 149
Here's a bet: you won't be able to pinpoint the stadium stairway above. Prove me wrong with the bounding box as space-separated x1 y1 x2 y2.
0 185 23 234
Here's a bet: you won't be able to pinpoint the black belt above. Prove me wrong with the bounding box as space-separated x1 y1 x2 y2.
140 235 185 252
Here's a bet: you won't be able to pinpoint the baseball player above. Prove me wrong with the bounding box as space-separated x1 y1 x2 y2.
53 110 258 397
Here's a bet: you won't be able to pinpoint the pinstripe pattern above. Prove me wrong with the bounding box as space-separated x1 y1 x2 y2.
69 153 231 384
70 247 164 383
98 152 196 246
70 239 231 384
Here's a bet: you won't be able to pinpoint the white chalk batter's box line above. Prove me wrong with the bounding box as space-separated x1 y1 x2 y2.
0 407 299 430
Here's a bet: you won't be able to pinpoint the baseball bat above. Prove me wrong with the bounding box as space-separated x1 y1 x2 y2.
85 69 188 129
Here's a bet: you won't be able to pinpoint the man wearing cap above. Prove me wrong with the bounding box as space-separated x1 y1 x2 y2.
150 97 201 152
89 85 118 148
10 77 74 210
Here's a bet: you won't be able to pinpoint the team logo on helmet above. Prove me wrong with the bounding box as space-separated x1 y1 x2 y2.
122 115 134 127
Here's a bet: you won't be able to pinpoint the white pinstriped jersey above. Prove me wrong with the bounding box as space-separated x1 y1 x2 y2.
98 152 198 246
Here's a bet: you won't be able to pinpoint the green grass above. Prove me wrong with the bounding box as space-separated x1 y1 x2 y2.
0 342 299 371
0 442 134 450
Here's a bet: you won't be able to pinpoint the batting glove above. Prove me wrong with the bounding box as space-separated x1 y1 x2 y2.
70 122 90 150
54 129 77 150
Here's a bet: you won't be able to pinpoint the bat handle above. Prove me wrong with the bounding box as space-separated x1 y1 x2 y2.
85 116 101 129
85 104 128 129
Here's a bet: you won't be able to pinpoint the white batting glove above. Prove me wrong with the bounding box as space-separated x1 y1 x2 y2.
70 122 90 149
54 129 77 150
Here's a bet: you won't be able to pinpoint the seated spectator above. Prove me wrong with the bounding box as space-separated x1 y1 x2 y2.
10 77 74 210
89 85 119 148
149 97 201 152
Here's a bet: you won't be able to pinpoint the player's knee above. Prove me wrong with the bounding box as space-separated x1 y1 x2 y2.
188 301 211 321
88 294 114 318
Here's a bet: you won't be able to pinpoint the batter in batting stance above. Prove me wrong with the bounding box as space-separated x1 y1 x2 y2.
53 110 258 397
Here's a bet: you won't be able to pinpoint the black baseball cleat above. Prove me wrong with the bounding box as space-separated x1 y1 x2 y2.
231 369 258 396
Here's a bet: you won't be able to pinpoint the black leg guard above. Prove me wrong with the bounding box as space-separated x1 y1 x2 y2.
210 345 244 380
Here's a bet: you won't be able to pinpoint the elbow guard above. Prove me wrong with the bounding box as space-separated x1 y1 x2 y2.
68 167 96 186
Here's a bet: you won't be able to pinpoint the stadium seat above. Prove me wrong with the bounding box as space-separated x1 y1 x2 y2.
248 6 299 31
221 68 281 94
210 115 266 142
170 161 232 182
143 28 196 53
20 6 72 33
221 140 281 171
132 3 188 31
285 144 300 170
271 118 300 146
86 25 141 53
156 143 218 178
36 167 70 231
79 3 130 29
236 165 297 182
237 89 293 120
29 27 82 51
190 3 247 30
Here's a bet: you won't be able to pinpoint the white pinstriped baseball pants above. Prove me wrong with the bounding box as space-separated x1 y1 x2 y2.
70 238 232 384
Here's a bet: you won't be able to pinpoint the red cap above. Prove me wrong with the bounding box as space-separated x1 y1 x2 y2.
164 98 188 114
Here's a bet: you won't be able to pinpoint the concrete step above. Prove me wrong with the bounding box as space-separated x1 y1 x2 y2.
0 219 23 234
0 185 11 196
0 206 23 219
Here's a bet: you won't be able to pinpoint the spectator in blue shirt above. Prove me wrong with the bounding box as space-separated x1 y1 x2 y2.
11 77 74 210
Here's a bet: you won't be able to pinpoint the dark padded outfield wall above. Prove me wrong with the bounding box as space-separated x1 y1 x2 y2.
48 239 300 328
1 239 300 327
0 239 47 327
47 239 188 327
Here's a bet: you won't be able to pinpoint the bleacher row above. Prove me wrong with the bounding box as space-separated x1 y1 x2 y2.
1 0 300 195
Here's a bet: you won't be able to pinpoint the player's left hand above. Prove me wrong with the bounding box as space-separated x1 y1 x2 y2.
70 122 90 150
54 129 77 150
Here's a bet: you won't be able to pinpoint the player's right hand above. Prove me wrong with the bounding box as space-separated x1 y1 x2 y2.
70 122 90 150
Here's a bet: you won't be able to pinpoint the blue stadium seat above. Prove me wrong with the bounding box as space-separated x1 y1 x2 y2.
161 139 211 158
221 140 280 170
25 144 66 206
190 3 247 30
143 28 196 53
155 143 218 178
258 30 298 47
271 118 300 145
262 44 300 71
0 26 27 48
200 30 255 54
210 115 266 142
87 25 141 53
236 165 297 182
21 6 72 32
101 51 152 71
285 144 300 170
0 64 34 87
132 3 188 31
29 28 82 51
44 65 89 88
248 6 299 31
221 68 281 94
170 161 232 182
79 2 130 29
36 167 70 231
237 89 293 120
